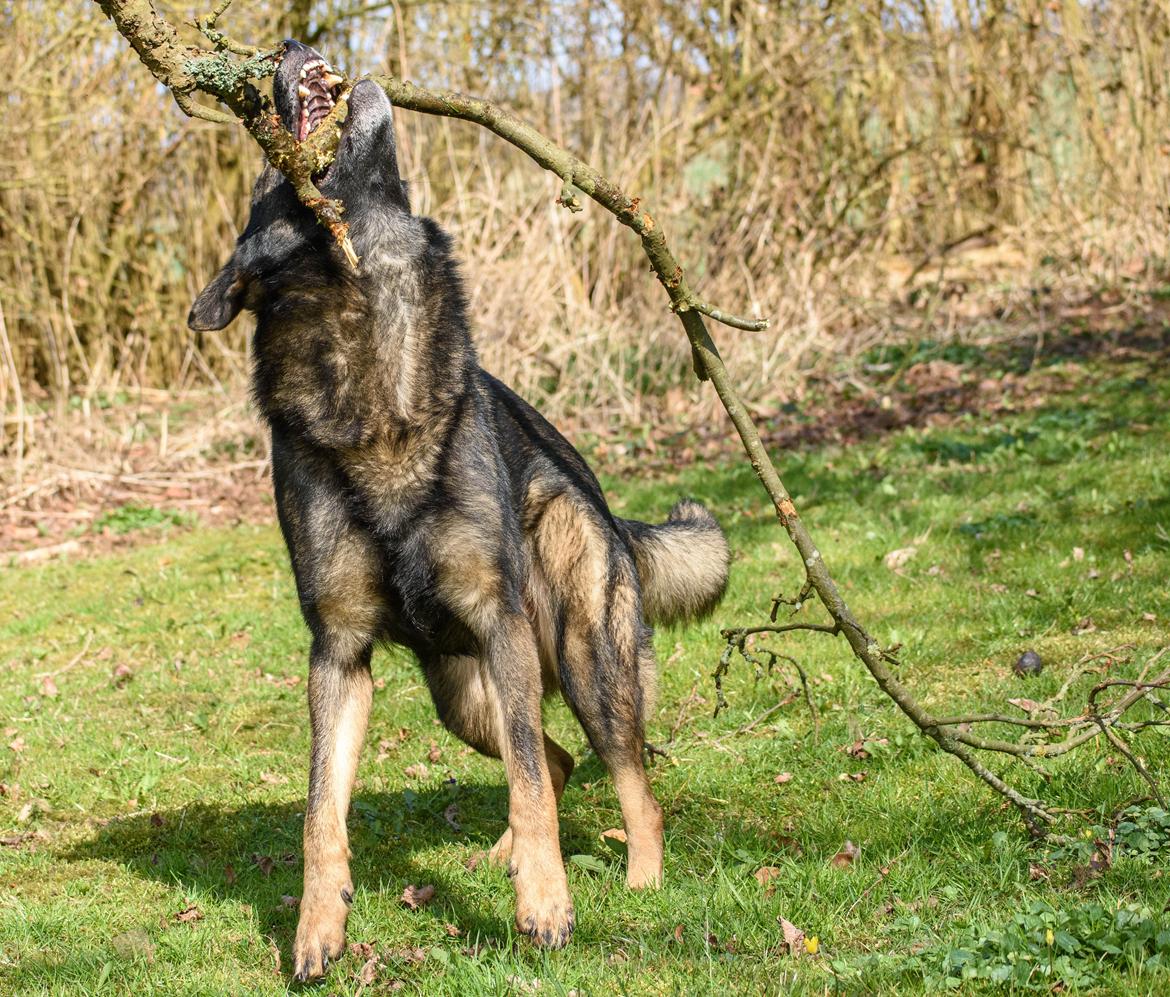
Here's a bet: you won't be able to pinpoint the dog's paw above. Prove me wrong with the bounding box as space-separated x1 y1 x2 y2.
517 902 575 949
515 876 574 949
292 885 352 982
626 862 663 890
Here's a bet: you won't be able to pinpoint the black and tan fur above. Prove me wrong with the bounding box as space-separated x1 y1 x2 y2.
189 41 729 982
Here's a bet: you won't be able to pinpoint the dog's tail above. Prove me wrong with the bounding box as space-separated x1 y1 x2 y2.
621 499 729 626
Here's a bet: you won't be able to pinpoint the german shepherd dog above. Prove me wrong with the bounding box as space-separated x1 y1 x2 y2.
189 40 729 981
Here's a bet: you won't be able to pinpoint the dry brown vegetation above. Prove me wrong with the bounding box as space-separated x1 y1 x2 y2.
3 1 1170 499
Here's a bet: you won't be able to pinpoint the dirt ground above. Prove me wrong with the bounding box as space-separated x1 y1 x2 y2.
3 313 1168 563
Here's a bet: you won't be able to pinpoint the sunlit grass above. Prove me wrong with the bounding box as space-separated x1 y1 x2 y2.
2 355 1168 994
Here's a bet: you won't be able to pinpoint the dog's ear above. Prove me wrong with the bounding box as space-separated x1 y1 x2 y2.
189 259 246 331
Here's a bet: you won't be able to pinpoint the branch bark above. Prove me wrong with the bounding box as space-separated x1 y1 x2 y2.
93 1 1168 839
96 0 358 263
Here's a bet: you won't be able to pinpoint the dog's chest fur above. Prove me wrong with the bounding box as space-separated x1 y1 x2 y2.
252 229 474 527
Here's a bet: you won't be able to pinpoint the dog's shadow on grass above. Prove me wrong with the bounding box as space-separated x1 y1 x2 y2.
62 752 797 982
64 772 587 968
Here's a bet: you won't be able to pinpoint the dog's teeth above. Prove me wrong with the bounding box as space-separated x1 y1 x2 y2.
322 71 343 87
298 84 311 98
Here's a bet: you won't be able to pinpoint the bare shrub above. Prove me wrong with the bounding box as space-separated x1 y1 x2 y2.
3 1 1169 464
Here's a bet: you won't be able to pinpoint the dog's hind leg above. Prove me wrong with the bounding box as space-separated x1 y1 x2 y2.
424 653 574 865
487 732 573 866
484 618 574 946
431 513 575 947
534 495 665 889
560 615 664 889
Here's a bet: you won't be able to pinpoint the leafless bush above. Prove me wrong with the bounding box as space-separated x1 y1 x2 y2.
4 0 1170 469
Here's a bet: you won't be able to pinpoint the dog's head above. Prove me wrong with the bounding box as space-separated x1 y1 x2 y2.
189 40 408 331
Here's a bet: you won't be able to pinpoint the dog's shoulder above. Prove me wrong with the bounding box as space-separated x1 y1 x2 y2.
477 371 611 520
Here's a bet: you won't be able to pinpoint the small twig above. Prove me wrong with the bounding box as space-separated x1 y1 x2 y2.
1044 646 1130 707
933 713 1083 730
173 89 235 126
675 297 770 332
793 659 820 742
843 846 910 917
771 580 815 622
1097 723 1164 808
34 630 93 680
710 695 798 745
1085 666 1170 808
711 642 735 717
668 682 702 744
643 741 670 766
194 0 260 57
721 623 842 640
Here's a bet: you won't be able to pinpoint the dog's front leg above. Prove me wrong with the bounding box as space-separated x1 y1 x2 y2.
485 615 574 947
293 638 373 981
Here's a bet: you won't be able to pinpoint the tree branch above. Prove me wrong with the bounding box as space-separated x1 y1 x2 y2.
95 0 358 265
93 2 1168 839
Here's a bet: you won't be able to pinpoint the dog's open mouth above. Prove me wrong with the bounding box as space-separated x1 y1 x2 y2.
296 58 344 143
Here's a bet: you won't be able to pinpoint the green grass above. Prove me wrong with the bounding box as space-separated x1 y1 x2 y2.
2 355 1169 994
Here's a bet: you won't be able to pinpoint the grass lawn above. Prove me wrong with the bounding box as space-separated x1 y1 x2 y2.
2 344 1169 994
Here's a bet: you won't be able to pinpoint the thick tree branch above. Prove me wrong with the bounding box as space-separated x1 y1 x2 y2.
95 0 358 264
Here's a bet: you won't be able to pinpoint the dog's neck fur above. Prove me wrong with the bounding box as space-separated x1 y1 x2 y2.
253 211 476 452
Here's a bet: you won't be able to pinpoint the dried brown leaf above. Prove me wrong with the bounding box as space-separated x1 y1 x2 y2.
1073 616 1097 634
830 840 859 868
389 946 427 965
778 916 805 954
883 546 917 572
401 883 435 910
358 956 379 984
175 903 203 923
600 827 628 856
754 866 782 895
